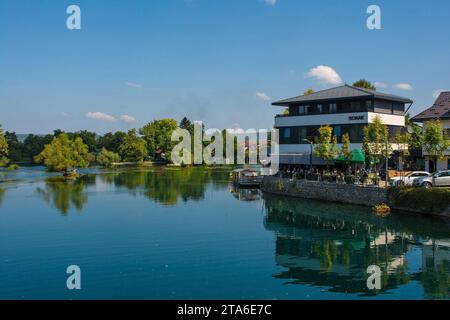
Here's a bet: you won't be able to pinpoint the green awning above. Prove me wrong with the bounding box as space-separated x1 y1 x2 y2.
335 149 365 164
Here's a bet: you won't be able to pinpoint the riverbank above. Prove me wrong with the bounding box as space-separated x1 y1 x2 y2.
262 176 450 218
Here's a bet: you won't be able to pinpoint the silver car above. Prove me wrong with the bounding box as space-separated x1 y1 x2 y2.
413 170 450 188
389 171 430 187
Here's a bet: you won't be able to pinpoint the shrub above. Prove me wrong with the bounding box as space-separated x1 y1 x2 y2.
388 187 450 214
6 164 19 171
97 148 121 168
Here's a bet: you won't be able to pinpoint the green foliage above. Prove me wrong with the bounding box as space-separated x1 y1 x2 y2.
118 129 148 162
340 133 352 160
140 119 178 159
34 133 92 172
423 120 450 164
97 148 121 167
303 88 315 95
362 115 392 167
22 134 54 162
98 131 126 154
388 187 450 214
0 125 9 166
6 164 19 171
314 126 339 164
68 130 98 153
352 79 376 91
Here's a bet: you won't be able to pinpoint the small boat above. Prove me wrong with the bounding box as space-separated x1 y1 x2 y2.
231 168 263 188
63 169 79 180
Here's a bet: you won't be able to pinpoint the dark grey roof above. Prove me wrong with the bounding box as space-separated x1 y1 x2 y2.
412 91 450 122
272 84 413 106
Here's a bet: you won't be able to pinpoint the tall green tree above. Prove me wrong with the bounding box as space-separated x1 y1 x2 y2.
353 79 377 91
69 130 98 153
362 115 392 170
341 133 352 160
118 129 148 162
314 125 339 169
34 133 92 172
0 125 9 166
423 119 450 172
22 134 54 162
140 119 178 159
4 132 23 163
98 131 126 154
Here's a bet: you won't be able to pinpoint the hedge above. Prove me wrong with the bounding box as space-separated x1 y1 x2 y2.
388 187 450 214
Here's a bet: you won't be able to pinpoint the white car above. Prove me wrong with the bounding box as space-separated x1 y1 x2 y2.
389 171 430 187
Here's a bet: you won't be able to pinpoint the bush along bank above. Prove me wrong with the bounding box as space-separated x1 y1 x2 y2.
388 187 450 217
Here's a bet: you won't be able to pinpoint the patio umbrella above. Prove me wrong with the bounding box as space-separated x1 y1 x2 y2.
335 149 365 164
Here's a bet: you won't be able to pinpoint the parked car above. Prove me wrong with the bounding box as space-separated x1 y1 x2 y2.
389 171 430 187
413 170 450 188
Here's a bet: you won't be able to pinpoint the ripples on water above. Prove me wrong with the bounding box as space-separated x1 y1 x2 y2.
0 167 449 299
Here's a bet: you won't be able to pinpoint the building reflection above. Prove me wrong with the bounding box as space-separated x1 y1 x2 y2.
263 194 450 298
229 185 261 202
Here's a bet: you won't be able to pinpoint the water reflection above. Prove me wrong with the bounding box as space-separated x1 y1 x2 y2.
36 167 231 214
263 194 450 298
35 175 95 215
230 186 261 202
0 187 5 207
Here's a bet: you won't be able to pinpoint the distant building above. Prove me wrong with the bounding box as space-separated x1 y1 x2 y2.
412 91 450 171
272 85 413 165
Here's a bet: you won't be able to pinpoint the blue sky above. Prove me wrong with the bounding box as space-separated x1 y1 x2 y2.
1 0 450 134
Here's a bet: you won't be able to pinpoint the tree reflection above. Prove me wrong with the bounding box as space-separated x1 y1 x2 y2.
0 187 5 207
98 167 230 207
263 193 450 298
36 175 95 215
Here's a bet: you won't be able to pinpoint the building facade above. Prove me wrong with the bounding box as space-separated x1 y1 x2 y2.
272 85 413 165
412 91 450 172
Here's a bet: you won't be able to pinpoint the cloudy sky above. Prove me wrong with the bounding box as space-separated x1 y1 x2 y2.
1 0 450 134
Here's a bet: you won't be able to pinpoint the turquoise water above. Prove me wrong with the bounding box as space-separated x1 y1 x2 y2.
0 167 449 299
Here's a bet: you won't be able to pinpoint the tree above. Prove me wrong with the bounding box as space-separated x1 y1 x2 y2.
140 119 178 159
118 129 148 162
34 133 92 172
314 125 339 169
22 134 54 162
341 133 352 160
70 130 98 153
0 125 9 166
423 120 450 172
4 132 23 163
362 115 392 171
97 148 121 167
98 131 126 154
304 88 315 95
353 79 376 91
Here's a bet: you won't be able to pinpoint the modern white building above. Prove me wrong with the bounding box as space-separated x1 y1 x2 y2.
412 91 450 172
272 85 413 165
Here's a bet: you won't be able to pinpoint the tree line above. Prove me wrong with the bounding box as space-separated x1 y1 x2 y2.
0 118 181 171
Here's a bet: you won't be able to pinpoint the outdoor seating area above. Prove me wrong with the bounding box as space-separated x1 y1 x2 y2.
275 165 383 187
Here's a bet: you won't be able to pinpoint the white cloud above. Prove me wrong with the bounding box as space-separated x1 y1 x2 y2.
125 82 143 89
86 112 116 122
61 112 71 117
306 65 343 85
255 91 271 101
119 115 137 123
432 89 450 99
374 82 387 89
264 0 277 5
393 83 413 91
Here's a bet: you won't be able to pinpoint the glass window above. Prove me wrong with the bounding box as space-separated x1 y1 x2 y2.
333 126 341 137
330 103 337 113
317 104 323 113
299 106 306 114
283 128 291 139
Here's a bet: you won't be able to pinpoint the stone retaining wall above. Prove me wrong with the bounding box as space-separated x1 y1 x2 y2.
262 176 388 207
